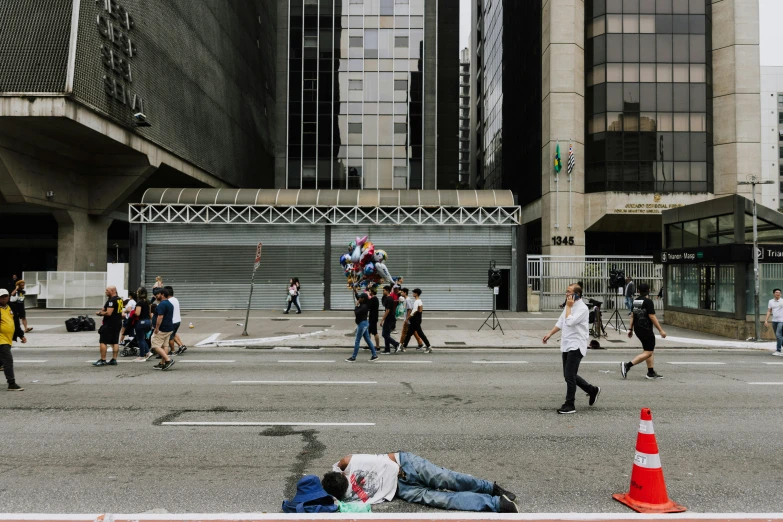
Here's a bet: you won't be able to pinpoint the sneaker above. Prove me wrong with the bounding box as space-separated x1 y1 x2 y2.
283 311 289 314
645 372 663 380
394 346 400 354
416 345 423 351
176 346 188 356
423 347 433 354
620 362 629 379
492 482 516 501
345 357 356 362
153 362 164 370
108 359 117 366
144 353 153 361
773 351 783 356
588 386 601 406
296 311 302 314
369 355 379 362
162 359 176 371
92 359 107 367
399 347 406 352
133 357 146 362
381 350 391 354
557 404 576 414
7 383 23 391
498 494 519 513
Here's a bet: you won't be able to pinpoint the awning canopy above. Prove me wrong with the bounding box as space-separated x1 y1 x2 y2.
139 188 516 208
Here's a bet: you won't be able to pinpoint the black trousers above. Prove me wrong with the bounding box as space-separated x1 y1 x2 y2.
381 320 399 351
403 320 430 347
0 344 15 383
562 350 595 407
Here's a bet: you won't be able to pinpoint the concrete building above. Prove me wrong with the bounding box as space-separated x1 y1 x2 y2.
459 47 470 185
760 66 783 210
471 0 763 257
0 0 276 276
274 0 459 190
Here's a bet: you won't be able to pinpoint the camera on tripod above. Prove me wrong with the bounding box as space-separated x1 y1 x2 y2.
609 268 626 289
487 265 502 288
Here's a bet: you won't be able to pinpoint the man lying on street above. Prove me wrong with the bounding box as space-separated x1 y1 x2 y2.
321 452 519 512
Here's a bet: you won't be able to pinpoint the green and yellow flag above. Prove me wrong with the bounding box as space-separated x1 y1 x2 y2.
554 142 562 174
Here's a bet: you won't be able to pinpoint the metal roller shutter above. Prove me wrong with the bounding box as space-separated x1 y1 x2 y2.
144 225 325 310
330 226 513 310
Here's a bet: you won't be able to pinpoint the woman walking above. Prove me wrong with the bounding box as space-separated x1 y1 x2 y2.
284 277 302 314
402 288 432 353
132 287 153 362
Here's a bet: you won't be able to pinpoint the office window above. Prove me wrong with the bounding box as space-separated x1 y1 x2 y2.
349 80 363 90
348 123 362 133
350 36 363 47
394 80 408 90
395 36 409 47
394 122 407 133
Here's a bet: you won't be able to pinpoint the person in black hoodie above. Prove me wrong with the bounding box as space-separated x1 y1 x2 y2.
0 288 26 391
346 292 378 362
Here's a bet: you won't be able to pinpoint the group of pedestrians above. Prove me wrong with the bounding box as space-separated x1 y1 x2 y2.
347 286 431 362
91 281 187 371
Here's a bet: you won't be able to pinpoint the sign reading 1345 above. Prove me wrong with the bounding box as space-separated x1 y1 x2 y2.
552 236 575 246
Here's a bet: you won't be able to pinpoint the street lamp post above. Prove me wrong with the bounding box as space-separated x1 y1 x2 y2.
738 175 774 341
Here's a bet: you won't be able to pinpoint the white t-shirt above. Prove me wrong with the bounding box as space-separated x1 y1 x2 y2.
125 299 136 318
409 298 422 317
335 454 399 505
169 297 182 323
555 299 590 356
769 298 783 322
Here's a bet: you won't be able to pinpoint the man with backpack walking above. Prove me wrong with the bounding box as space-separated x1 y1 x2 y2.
622 283 666 380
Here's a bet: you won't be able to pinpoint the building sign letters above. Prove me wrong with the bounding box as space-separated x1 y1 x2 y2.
614 203 685 214
97 0 146 118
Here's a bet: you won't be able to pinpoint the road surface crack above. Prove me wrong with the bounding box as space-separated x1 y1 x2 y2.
260 426 325 500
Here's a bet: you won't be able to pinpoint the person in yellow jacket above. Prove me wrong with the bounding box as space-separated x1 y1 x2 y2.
0 288 26 391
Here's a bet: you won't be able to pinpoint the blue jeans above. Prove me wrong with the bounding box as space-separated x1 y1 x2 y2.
352 320 376 358
625 296 633 313
773 322 783 351
397 452 499 512
135 320 151 357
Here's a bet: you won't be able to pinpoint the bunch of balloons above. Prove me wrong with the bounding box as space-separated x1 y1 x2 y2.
339 235 395 291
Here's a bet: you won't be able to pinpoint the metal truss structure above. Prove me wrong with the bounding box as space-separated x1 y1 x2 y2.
129 204 521 226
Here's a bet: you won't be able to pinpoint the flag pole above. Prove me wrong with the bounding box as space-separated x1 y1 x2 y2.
555 140 559 230
568 139 572 230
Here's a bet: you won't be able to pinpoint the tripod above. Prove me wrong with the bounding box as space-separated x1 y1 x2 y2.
606 301 627 333
478 292 504 334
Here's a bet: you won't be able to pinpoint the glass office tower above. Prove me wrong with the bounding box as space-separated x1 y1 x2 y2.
585 0 713 194
286 0 425 189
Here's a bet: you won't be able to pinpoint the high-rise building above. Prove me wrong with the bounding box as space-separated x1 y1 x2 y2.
275 0 458 190
0 0 276 275
471 0 762 256
459 47 470 185
761 66 783 211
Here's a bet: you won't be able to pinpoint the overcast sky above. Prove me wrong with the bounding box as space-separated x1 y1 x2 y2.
459 0 783 66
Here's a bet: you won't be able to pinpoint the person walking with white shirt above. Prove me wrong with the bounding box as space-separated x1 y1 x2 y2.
401 288 431 353
164 286 187 355
542 283 601 414
764 288 783 356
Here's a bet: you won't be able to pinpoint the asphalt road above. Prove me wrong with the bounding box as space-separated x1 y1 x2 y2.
1 346 782 514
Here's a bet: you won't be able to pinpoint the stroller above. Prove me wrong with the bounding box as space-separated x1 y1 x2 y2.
120 334 140 357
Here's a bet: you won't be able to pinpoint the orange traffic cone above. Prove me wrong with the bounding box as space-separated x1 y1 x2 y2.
613 408 686 513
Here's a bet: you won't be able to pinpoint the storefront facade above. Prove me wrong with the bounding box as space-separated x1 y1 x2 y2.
129 189 523 312
661 195 783 339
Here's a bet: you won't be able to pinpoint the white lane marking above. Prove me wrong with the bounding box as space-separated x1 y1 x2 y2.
472 361 528 364
206 330 327 347
581 361 622 364
232 380 377 385
667 362 726 365
277 359 335 363
195 333 221 347
162 421 375 427
764 362 783 365
177 360 236 363
656 335 776 349
12 359 48 363
378 360 432 364
748 382 783 385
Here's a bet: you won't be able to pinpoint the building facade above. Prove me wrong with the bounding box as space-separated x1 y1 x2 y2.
0 0 276 275
471 0 763 257
760 66 783 211
274 0 459 190
459 47 470 184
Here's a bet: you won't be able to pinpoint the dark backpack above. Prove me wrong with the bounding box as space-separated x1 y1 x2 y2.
281 475 338 514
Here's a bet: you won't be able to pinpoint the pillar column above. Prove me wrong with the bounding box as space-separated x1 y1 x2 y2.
54 210 112 271
541 0 585 256
711 0 761 198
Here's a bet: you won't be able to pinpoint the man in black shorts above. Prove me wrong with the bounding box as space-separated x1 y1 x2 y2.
622 283 666 380
93 286 124 367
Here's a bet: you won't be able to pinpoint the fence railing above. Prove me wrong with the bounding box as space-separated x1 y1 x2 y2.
24 271 107 309
527 255 663 312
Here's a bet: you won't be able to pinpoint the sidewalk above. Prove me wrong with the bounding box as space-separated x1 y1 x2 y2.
14 309 778 352
1 514 781 521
